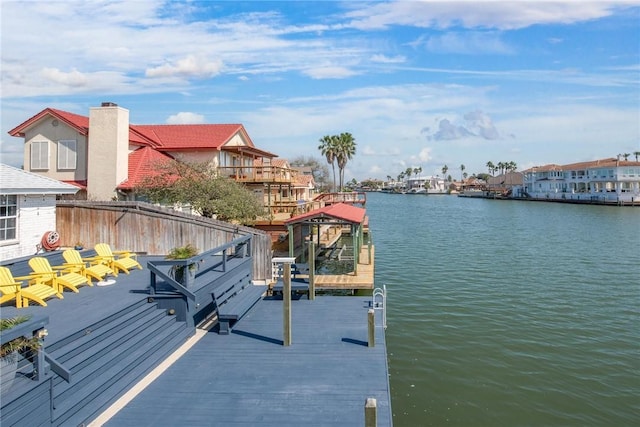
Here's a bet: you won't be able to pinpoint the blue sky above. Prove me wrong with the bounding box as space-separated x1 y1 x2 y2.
2 0 639 181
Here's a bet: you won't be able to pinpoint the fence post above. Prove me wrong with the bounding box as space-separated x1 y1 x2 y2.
368 309 375 347
283 262 292 346
364 397 377 427
308 241 315 300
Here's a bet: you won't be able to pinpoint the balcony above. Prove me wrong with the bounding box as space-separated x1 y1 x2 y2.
218 165 297 184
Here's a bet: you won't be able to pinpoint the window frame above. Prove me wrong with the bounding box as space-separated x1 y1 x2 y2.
0 195 18 242
30 140 49 170
57 139 77 170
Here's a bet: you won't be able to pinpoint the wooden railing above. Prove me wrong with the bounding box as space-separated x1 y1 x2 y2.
313 192 367 205
218 165 298 184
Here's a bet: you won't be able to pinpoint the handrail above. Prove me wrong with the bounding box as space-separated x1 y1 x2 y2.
148 234 252 297
1 315 71 383
371 285 387 330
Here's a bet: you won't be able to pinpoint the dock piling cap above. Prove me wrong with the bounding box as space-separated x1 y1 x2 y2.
272 257 296 263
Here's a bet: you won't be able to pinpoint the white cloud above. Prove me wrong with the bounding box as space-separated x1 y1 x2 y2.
146 55 223 79
302 66 359 79
344 1 621 31
370 54 406 63
424 32 513 55
417 147 433 162
41 68 89 87
166 112 206 124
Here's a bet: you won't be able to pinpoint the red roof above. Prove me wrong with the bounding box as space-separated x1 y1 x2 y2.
8 108 89 137
130 124 251 150
118 147 174 190
284 203 366 225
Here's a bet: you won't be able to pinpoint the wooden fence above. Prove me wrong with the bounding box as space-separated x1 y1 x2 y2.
55 201 273 282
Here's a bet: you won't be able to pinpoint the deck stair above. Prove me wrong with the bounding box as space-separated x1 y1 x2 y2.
46 299 192 426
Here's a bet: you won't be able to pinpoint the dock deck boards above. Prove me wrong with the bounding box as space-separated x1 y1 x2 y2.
1 252 391 426
104 295 391 427
314 245 375 290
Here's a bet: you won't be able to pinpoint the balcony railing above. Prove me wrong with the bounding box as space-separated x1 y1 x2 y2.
218 166 298 184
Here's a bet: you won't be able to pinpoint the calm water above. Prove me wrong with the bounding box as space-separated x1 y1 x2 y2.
366 192 639 426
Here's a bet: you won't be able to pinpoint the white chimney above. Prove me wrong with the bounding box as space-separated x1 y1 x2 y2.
87 103 129 200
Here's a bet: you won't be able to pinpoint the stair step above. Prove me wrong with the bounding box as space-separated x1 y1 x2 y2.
49 302 162 363
52 320 190 426
46 299 149 353
52 309 176 395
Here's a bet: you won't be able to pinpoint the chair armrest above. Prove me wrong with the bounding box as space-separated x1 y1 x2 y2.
113 250 137 259
13 274 37 282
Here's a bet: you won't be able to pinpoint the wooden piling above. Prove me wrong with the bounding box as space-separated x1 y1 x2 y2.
368 308 375 347
364 397 377 427
309 241 315 300
283 263 292 346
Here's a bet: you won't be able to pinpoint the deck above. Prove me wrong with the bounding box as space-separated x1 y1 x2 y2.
314 245 375 290
100 295 391 426
1 252 390 426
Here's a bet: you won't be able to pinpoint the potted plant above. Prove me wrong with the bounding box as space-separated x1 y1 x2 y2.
166 244 199 285
1 316 45 390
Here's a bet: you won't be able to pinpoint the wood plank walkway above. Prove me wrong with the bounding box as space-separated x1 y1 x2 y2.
101 295 392 426
314 245 375 290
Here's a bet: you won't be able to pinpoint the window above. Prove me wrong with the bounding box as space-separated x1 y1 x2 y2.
0 195 17 241
58 140 77 169
31 141 49 170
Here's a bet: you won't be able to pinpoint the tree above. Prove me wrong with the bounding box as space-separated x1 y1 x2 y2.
318 135 339 192
290 155 330 192
486 161 495 176
634 151 640 161
405 167 413 182
441 164 448 178
460 164 465 181
622 153 630 161
413 167 422 179
335 132 357 191
136 160 264 225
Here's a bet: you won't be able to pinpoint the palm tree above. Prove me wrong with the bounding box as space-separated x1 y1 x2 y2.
622 153 630 161
634 151 640 161
486 161 495 176
318 135 338 192
413 167 421 179
441 165 448 178
335 132 356 191
460 164 465 181
405 167 413 181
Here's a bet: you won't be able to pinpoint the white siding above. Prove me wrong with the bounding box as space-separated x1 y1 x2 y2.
0 194 57 261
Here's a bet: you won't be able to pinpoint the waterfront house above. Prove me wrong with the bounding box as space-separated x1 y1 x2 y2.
486 172 524 196
8 103 300 206
520 158 640 204
0 164 78 260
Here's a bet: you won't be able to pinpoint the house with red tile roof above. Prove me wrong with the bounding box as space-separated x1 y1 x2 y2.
8 102 295 203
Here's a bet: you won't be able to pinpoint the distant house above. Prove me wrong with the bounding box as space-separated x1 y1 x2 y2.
0 164 78 261
520 158 640 203
486 172 524 195
8 102 288 202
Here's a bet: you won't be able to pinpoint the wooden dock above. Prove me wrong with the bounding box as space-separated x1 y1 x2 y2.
100 295 392 426
314 245 375 290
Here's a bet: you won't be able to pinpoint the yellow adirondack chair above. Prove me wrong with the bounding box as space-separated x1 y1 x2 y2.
28 257 89 293
93 243 142 275
62 249 114 284
0 266 63 307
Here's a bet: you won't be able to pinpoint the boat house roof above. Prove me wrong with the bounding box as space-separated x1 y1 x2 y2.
284 203 366 226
